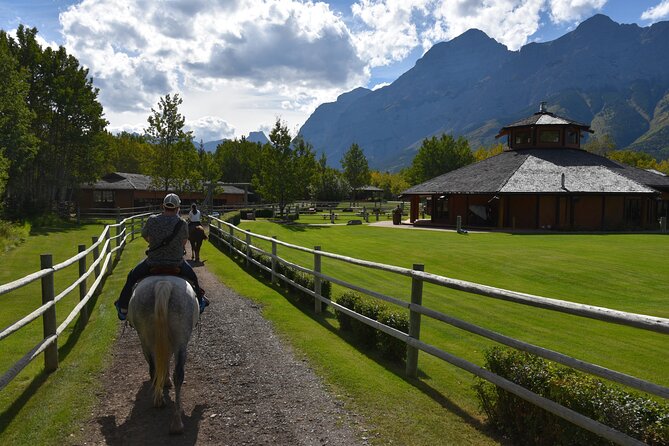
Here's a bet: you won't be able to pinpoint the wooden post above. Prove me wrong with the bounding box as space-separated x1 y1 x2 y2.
661 216 667 233
91 236 100 278
406 263 424 378
78 245 89 324
314 246 322 314
229 225 234 255
130 216 135 241
115 213 121 258
104 230 111 275
456 215 462 232
40 254 58 373
245 233 251 268
271 236 278 285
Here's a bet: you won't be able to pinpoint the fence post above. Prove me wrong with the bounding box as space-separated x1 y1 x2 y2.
314 246 322 314
78 245 89 324
271 236 278 285
661 216 667 233
456 215 462 233
91 236 101 278
406 263 424 378
115 213 121 258
229 225 234 255
40 254 58 373
245 232 251 268
104 230 111 275
130 216 135 242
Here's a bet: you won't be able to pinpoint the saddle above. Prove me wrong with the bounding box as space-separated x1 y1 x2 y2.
149 265 181 275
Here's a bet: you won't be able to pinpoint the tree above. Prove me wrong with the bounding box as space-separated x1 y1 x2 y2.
214 137 262 183
0 32 36 210
101 131 152 174
370 170 409 200
583 134 616 156
473 142 505 161
607 150 658 169
406 134 474 185
253 120 317 216
341 143 370 203
310 153 348 202
144 93 196 192
2 26 107 213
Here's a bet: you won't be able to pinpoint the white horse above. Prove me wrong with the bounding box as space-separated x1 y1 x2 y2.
128 275 199 434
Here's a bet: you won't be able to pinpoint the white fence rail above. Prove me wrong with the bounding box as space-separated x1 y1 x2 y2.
0 212 152 390
206 213 668 446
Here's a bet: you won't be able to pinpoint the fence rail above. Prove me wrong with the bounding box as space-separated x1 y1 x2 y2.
206 213 668 446
0 212 151 391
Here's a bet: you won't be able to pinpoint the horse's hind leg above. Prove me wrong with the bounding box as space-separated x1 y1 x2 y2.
169 348 187 435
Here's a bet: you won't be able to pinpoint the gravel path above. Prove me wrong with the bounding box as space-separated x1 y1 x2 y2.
76 248 369 445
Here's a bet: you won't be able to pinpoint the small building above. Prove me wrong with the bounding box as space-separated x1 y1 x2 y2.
78 172 248 210
401 104 669 231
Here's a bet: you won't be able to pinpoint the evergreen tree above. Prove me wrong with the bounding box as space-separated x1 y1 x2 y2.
341 143 370 203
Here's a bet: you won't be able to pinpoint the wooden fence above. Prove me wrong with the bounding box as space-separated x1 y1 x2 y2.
77 205 159 222
0 212 151 391
206 214 668 446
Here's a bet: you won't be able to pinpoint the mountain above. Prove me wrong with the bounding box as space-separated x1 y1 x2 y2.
298 15 669 171
201 131 269 152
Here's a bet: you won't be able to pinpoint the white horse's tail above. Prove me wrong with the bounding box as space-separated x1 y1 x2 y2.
152 280 172 407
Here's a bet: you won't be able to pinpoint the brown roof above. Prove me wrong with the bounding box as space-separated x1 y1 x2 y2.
495 110 593 138
82 172 247 195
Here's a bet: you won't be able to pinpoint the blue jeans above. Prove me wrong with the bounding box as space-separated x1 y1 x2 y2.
116 259 203 309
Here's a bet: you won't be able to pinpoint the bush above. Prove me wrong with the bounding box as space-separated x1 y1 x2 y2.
254 208 274 218
335 291 362 331
475 347 669 446
377 309 409 361
352 298 383 346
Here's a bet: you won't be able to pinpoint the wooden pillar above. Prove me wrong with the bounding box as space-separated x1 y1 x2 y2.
78 245 89 324
314 246 322 314
40 255 58 373
498 196 505 228
410 195 419 223
406 264 424 378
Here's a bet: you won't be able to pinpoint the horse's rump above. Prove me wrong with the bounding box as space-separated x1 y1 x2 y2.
128 276 199 413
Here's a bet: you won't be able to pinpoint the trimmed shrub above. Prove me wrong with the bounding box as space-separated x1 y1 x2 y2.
254 208 274 218
475 347 669 446
222 211 241 226
377 309 409 361
351 298 383 346
335 291 362 331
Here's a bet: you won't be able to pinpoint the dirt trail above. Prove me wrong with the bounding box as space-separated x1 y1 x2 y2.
76 246 369 445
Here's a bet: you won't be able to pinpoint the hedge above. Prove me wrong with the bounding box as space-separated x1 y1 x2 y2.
335 291 409 362
475 347 669 445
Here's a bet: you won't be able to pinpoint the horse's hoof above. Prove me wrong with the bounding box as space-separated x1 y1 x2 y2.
169 414 184 435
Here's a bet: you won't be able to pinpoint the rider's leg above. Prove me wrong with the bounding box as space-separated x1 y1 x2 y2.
179 261 209 312
116 259 151 311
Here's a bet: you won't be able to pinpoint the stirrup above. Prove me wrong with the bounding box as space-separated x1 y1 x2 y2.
114 301 127 321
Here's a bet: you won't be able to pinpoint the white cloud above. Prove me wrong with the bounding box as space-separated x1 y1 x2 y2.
186 116 236 142
58 0 365 139
548 0 607 23
641 0 669 21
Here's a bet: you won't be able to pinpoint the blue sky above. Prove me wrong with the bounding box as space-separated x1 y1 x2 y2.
1 0 668 141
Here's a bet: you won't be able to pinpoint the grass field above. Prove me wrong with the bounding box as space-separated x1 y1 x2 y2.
1 218 667 445
203 219 668 443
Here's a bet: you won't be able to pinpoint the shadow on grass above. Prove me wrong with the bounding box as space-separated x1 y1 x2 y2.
219 248 504 444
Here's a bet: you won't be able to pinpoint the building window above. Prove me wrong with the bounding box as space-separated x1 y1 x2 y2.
94 190 114 203
513 130 531 145
567 129 579 145
539 130 560 144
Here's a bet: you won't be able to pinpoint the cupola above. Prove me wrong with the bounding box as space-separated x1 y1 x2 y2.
495 102 593 150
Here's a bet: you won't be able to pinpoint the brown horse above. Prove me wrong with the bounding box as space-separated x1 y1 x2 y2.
188 224 207 262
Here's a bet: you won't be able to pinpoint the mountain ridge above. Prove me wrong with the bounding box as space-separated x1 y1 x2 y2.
298 14 669 171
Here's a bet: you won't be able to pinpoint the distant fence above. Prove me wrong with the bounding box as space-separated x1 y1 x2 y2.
77 205 159 222
206 213 668 446
0 213 151 390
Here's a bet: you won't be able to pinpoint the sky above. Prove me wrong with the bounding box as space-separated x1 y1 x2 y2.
2 0 669 143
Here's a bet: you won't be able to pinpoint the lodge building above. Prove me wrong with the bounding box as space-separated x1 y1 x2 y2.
401 104 669 231
78 172 249 210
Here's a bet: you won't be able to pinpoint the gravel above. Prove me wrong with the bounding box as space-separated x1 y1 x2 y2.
76 252 369 445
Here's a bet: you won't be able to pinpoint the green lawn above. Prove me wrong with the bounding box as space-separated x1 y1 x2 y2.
204 220 668 443
0 222 146 445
